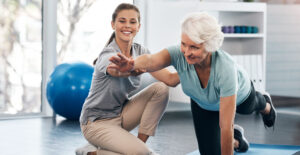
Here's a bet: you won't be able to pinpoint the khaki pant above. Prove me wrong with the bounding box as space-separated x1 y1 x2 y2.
81 82 169 155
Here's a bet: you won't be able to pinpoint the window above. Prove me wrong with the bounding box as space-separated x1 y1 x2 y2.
0 0 42 116
0 0 133 118
57 0 132 64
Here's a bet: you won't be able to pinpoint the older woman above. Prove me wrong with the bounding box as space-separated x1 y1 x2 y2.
109 12 276 155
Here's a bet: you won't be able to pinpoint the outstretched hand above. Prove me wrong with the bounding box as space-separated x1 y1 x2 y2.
109 53 134 72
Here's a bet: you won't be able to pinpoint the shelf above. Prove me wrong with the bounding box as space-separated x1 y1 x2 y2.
224 33 264 38
196 2 266 12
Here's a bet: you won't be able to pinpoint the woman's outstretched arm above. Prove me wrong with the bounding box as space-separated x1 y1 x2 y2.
109 49 171 73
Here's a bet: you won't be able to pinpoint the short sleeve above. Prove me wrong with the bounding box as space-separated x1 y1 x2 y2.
218 62 238 97
95 50 116 75
166 45 181 67
132 43 150 56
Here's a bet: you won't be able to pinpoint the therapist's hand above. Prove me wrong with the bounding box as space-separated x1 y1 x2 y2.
109 53 134 72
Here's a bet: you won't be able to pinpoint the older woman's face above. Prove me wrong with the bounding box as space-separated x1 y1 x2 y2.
180 33 208 65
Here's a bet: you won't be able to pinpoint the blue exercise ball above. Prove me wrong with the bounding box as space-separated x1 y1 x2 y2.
46 62 94 120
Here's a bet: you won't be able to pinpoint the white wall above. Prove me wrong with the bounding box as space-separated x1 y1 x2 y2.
266 5 300 97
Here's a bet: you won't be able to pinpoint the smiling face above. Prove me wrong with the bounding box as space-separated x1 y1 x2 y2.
111 9 140 44
180 33 209 65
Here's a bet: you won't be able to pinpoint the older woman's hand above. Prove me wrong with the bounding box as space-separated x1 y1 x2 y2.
109 53 134 72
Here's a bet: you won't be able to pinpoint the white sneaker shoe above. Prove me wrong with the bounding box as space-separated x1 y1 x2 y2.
149 148 160 155
75 143 97 155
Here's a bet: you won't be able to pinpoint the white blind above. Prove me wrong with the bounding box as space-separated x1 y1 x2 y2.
266 5 300 97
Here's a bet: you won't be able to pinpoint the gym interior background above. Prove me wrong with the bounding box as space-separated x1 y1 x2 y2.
0 0 300 155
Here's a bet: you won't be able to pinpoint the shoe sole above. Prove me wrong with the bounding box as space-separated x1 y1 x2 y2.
75 144 97 155
263 92 277 127
234 124 249 148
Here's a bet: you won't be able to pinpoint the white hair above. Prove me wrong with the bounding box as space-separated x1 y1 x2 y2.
181 12 224 52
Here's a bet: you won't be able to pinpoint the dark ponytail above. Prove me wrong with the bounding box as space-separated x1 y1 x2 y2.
93 3 140 66
93 32 115 65
105 32 116 47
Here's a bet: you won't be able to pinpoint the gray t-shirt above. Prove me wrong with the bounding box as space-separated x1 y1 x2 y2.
80 39 150 125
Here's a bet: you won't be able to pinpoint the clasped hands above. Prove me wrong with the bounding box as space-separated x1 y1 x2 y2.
109 53 145 76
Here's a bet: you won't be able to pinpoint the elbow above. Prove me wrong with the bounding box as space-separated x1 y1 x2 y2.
164 79 180 87
167 73 180 87
162 81 173 87
165 83 175 87
168 81 180 87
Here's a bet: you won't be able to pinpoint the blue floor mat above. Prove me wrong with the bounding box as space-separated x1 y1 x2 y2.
187 143 300 155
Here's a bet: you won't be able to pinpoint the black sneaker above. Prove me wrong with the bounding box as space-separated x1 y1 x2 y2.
261 92 277 128
234 124 249 153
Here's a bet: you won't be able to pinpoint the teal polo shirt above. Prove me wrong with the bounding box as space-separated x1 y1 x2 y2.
167 45 251 111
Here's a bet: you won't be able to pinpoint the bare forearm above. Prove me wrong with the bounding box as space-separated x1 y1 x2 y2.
219 96 236 155
109 49 171 73
150 69 180 87
134 54 164 72
221 128 234 155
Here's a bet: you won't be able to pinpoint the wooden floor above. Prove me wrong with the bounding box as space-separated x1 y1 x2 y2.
0 99 300 155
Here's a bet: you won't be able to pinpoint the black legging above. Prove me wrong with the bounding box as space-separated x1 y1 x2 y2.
191 82 266 155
